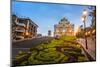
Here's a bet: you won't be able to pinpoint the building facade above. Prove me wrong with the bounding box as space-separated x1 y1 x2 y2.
54 17 74 37
48 30 51 37
12 15 38 40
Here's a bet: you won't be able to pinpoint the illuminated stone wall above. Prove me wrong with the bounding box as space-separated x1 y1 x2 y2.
54 17 74 37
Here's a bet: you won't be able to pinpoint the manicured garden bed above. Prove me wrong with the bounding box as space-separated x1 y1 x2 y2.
13 36 88 65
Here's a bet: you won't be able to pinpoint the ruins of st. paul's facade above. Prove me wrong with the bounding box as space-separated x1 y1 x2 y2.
54 17 74 37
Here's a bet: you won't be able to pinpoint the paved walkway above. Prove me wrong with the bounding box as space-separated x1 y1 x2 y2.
77 37 96 60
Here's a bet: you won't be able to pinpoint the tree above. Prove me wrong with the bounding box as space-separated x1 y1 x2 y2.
88 6 96 28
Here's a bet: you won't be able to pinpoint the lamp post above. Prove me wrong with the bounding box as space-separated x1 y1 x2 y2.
81 9 88 49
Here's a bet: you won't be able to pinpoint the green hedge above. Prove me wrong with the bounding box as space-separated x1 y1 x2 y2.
28 48 69 64
13 36 88 65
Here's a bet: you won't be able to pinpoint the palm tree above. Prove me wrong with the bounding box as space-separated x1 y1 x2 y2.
88 6 96 41
88 6 96 28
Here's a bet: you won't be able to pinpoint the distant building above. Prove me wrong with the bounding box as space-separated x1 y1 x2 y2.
37 34 42 38
54 17 74 37
75 25 84 38
12 15 38 40
48 30 51 37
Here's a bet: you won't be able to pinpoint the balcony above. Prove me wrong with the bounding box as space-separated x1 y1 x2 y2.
15 22 26 27
15 29 25 32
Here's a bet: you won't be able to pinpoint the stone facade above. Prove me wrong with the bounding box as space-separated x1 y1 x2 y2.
54 17 74 37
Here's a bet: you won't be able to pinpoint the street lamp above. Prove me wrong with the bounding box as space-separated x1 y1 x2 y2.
81 9 88 49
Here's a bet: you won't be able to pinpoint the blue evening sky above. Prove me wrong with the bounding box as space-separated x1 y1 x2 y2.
12 1 92 36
